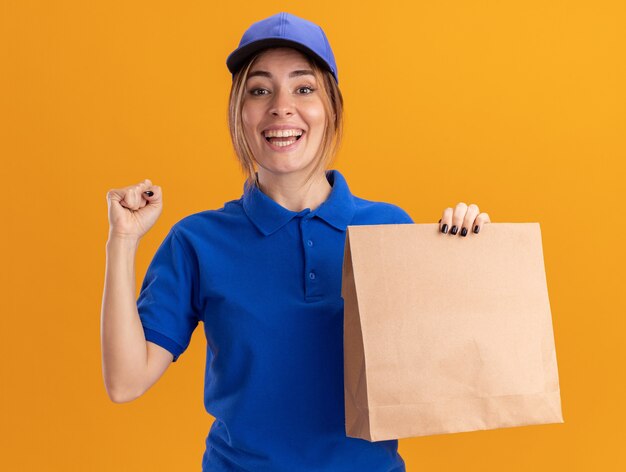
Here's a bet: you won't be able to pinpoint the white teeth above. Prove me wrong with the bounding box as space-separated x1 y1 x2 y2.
263 129 303 138
269 138 297 147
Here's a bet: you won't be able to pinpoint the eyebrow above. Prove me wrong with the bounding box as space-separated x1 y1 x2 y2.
246 69 315 81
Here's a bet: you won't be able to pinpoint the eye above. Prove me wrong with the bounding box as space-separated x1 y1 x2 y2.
249 88 269 96
248 85 316 96
297 85 316 94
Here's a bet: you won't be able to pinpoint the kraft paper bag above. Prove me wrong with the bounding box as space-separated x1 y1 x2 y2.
341 223 564 441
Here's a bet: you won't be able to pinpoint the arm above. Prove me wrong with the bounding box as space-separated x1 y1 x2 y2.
101 235 172 403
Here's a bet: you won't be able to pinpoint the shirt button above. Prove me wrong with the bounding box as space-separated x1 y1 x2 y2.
307 240 313 247
309 272 316 280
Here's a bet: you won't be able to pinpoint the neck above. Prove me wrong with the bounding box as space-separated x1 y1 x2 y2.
256 169 332 212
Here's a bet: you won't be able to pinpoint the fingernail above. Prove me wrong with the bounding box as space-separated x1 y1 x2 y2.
144 191 154 196
438 219 441 223
450 225 458 235
441 224 448 234
473 225 480 234
461 227 468 237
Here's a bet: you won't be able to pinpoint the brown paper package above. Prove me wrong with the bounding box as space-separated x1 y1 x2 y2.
341 223 564 441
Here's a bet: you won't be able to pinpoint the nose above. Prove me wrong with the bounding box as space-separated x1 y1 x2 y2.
269 87 294 117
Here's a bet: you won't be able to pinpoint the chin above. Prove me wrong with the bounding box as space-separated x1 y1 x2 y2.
256 156 318 177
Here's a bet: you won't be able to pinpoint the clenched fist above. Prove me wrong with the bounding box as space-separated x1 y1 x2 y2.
106 179 162 241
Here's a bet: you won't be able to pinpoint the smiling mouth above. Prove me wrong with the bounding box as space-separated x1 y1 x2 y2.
264 133 304 143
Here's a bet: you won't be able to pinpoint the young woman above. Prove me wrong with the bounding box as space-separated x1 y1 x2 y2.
102 12 491 472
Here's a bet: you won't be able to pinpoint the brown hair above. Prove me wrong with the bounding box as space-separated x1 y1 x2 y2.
228 47 344 190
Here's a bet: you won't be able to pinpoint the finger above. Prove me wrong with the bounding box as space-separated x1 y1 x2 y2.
122 185 140 210
449 202 468 236
124 181 151 210
106 189 128 214
137 179 156 208
133 179 156 209
440 207 453 233
144 184 162 205
142 179 153 197
460 203 480 237
472 212 491 234
106 188 123 204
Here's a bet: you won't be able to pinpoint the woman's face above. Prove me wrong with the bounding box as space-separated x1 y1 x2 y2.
242 47 326 178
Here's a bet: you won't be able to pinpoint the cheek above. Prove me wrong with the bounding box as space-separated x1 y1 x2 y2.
241 106 258 141
302 103 326 132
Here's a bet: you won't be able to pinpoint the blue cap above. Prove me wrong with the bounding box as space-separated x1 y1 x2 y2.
226 12 339 85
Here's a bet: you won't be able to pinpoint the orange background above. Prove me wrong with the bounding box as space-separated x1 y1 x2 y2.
1 1 624 470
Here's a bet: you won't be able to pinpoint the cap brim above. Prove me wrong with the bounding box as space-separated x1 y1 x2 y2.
226 38 332 77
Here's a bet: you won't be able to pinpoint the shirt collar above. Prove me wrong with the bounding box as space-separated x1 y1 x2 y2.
242 169 357 236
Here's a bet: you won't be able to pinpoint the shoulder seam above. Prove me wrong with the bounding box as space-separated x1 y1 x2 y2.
170 227 202 320
170 227 196 268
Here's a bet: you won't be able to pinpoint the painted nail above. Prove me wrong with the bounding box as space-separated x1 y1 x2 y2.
438 219 441 223
450 225 458 235
441 224 448 234
473 225 480 234
461 227 468 237
144 190 154 196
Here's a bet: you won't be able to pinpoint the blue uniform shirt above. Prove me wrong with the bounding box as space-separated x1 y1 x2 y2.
137 169 414 471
